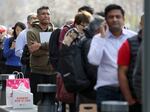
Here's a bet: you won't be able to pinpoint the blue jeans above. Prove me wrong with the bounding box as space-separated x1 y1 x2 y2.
96 86 124 112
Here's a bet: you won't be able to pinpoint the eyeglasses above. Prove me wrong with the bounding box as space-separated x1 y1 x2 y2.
80 23 88 28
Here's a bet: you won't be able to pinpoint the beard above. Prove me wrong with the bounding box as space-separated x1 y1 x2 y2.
109 25 122 33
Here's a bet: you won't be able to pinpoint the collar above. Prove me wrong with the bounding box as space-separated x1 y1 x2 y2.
107 28 128 39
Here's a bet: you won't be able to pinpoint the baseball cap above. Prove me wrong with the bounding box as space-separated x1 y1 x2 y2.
0 25 6 33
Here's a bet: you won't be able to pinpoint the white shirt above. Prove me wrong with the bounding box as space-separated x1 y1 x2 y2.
15 29 28 58
88 29 137 90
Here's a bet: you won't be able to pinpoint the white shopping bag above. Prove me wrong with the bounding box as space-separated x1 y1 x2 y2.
6 71 32 108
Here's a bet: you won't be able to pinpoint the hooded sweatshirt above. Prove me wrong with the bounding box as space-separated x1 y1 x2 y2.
27 23 53 75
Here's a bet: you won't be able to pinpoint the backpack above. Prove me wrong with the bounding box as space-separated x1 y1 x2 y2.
60 44 90 93
59 28 91 93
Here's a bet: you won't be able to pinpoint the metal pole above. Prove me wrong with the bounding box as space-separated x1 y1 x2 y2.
37 84 57 112
143 0 150 112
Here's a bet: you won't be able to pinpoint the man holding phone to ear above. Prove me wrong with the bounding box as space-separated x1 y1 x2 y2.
88 4 136 112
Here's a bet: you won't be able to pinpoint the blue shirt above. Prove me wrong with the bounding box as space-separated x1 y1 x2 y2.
3 38 22 67
88 29 137 90
15 29 28 58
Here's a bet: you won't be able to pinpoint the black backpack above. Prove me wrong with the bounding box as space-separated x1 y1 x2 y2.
60 45 90 93
59 32 91 93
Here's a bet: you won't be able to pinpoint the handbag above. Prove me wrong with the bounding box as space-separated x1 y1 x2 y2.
55 73 75 103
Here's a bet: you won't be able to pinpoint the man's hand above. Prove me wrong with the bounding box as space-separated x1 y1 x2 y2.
128 98 136 105
99 21 108 38
29 41 41 53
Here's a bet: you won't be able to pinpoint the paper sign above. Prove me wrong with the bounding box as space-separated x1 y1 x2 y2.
40 32 52 43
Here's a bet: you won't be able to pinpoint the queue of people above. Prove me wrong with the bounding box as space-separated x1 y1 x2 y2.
0 4 143 112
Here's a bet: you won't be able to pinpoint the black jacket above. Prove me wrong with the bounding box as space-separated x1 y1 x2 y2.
127 30 142 98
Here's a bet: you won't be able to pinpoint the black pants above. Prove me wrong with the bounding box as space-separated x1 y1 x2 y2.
29 72 56 104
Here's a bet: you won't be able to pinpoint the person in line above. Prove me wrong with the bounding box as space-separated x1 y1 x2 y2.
87 4 136 112
50 6 94 112
78 14 105 102
15 13 38 76
27 6 54 104
61 11 92 112
15 13 37 58
3 22 26 73
117 14 144 112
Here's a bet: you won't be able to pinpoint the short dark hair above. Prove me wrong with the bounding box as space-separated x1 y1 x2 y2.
78 5 94 15
27 13 36 22
37 6 50 14
104 4 125 17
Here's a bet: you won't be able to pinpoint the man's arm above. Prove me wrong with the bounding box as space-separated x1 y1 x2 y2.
87 34 106 66
118 40 136 105
118 65 136 105
27 30 46 56
88 21 108 65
